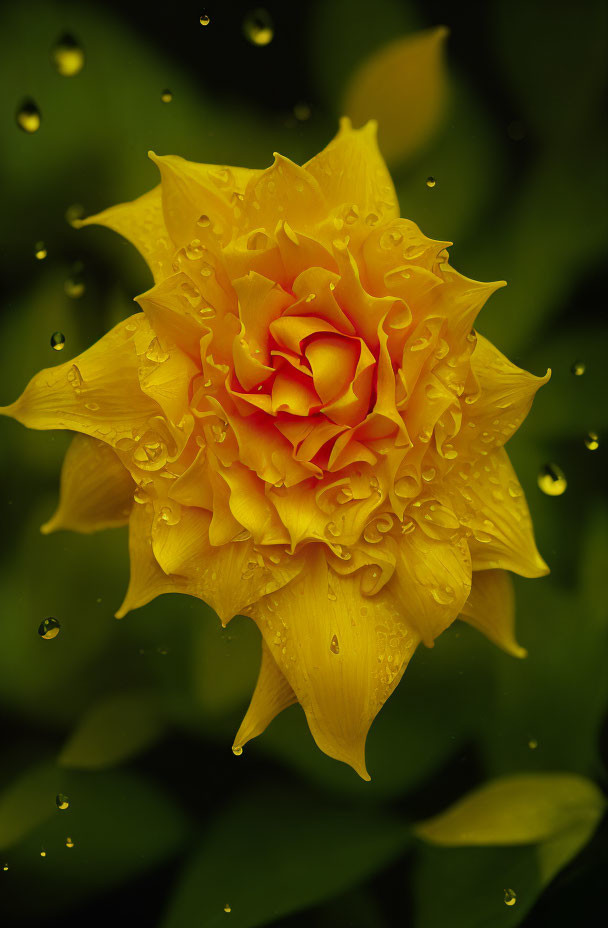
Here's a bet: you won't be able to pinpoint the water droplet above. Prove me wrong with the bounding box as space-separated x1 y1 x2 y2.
528 738 538 750
34 241 47 260
294 101 311 121
160 89 173 103
584 431 599 451
504 888 517 907
232 746 243 756
571 360 585 376
38 617 61 639
50 331 66 351
537 463 567 496
16 99 41 133
40 850 46 858
426 176 436 188
200 12 211 26
56 793 69 810
2 863 8 871
52 34 85 76
243 8 274 46
65 836 74 848
330 634 340 654
64 276 85 298
65 203 85 226
223 903 232 913
197 214 211 228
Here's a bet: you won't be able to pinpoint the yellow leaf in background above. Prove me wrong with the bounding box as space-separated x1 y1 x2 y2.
343 27 448 164
415 772 605 847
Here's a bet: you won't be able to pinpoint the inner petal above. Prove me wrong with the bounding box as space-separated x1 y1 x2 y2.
305 335 360 405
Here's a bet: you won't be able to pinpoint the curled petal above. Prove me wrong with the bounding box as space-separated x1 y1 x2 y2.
460 569 527 658
233 639 297 753
247 545 419 779
42 434 134 535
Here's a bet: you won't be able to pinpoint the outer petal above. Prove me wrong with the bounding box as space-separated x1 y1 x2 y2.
240 154 328 235
460 569 527 658
76 186 173 283
450 448 549 578
305 118 399 219
246 544 419 779
233 639 297 753
115 503 187 618
0 314 162 448
42 434 135 535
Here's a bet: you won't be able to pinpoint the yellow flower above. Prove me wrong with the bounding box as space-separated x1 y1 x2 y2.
1 120 549 779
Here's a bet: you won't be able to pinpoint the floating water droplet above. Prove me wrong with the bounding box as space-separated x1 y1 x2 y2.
537 463 567 496
584 431 599 451
200 12 210 26
2 863 8 871
65 836 74 848
293 101 311 121
528 738 538 750
64 276 85 298
426 176 436 188
232 746 243 756
571 360 585 376
16 99 41 133
40 850 46 858
223 904 232 914
56 793 69 810
38 617 61 639
243 8 274 46
160 89 173 103
50 331 65 351
52 34 85 76
330 634 340 654
503 888 517 907
34 241 47 260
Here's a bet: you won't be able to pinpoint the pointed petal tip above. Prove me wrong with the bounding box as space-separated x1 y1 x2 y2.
40 517 57 536
0 400 19 420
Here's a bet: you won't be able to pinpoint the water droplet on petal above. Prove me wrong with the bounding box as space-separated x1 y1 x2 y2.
56 793 69 810
330 634 340 654
39 617 61 639
243 8 274 46
52 34 85 76
232 746 243 756
34 241 47 260
16 99 41 133
197 214 211 228
584 431 599 451
50 331 65 350
504 888 517 907
160 89 173 103
571 360 585 376
537 463 567 496
426 176 436 188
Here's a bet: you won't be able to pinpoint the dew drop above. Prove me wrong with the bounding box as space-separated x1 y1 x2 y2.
330 634 340 654
584 431 599 451
16 99 41 133
65 836 74 848
504 888 517 907
570 360 585 376
537 463 567 496
426 176 436 188
200 12 211 26
185 238 205 260
40 850 46 858
50 331 65 351
243 8 274 46
197 214 211 228
528 738 538 750
232 746 243 756
56 793 69 810
223 904 232 913
160 89 173 103
2 864 8 871
38 617 61 639
52 34 85 76
64 276 85 298
66 203 85 226
34 241 47 260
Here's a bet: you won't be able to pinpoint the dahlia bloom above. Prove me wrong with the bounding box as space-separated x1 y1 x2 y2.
1 120 549 778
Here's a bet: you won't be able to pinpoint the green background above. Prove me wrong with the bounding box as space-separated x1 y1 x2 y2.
0 0 606 925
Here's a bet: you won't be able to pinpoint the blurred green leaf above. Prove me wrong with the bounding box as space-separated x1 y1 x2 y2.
192 614 259 719
413 773 605 927
162 786 411 928
58 689 165 769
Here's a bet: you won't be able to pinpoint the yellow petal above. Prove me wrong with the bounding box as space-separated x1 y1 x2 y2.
241 154 328 235
391 521 471 646
414 773 605 847
463 334 550 454
138 341 198 424
459 569 526 658
42 434 134 535
233 639 297 753
247 545 419 779
343 27 448 164
115 503 186 618
305 118 399 218
151 507 304 623
0 315 161 448
76 186 173 282
450 448 549 578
